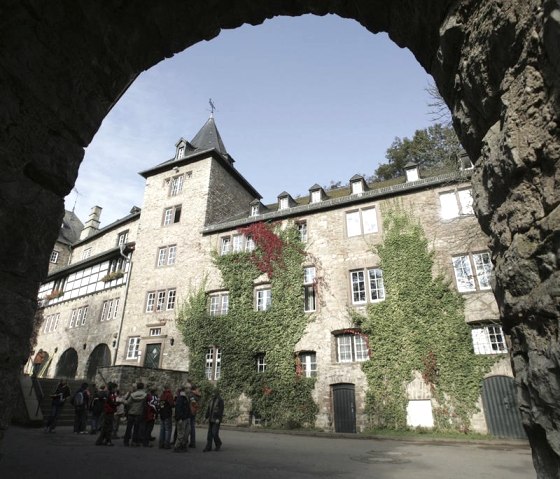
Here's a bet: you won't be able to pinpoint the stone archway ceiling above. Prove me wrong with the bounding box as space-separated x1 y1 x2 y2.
1 1 559 476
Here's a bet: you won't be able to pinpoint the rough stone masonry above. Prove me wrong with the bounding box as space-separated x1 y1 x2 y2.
0 1 558 476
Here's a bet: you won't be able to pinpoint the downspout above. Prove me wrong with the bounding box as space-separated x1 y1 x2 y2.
112 243 135 366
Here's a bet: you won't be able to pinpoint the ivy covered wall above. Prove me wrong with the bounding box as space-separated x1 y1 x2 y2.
177 223 317 428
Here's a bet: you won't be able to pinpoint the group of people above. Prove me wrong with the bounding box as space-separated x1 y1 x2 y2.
45 379 225 453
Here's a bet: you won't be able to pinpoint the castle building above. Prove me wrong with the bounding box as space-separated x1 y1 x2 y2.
32 116 521 436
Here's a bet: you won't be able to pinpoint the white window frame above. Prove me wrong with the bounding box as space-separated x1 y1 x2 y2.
209 292 229 316
220 236 231 255
101 298 119 321
311 190 321 203
336 333 369 363
232 234 244 253
149 328 162 336
297 221 308 243
169 174 184 196
256 354 267 373
471 324 508 354
50 250 59 264
166 289 177 310
167 245 177 265
304 266 316 313
346 207 378 237
251 204 259 217
157 247 167 267
163 205 181 225
350 268 385 304
256 288 272 311
117 231 129 246
279 197 289 210
439 188 474 220
82 248 92 260
205 346 221 380
299 352 317 378
145 292 156 312
452 252 493 292
245 236 255 252
126 337 141 360
157 245 177 267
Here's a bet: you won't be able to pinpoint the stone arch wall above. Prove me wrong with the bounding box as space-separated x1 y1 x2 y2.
1 1 559 475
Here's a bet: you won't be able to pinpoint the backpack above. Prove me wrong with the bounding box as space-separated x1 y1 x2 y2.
72 391 84 407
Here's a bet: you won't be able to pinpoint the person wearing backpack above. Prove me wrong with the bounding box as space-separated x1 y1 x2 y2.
96 382 117 446
123 382 147 447
89 385 107 434
72 382 89 434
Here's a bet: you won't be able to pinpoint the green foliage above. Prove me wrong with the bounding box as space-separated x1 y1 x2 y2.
356 209 498 432
177 223 317 429
375 124 463 180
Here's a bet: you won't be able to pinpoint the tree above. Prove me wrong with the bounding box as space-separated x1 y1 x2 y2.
374 123 463 181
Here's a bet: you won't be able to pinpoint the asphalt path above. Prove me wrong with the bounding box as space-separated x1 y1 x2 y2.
0 425 535 479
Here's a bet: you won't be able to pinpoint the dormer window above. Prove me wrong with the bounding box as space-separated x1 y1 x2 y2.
311 190 321 203
177 145 185 159
251 204 259 217
351 181 364 195
279 197 289 210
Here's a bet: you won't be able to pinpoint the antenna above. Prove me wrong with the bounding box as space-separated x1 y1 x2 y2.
208 98 216 117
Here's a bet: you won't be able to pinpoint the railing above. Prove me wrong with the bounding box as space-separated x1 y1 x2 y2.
29 375 44 417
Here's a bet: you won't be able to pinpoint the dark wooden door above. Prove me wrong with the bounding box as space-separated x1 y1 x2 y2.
144 343 161 369
332 383 356 433
482 375 526 439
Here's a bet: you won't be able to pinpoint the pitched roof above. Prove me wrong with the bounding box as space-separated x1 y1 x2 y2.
190 116 227 155
58 210 84 245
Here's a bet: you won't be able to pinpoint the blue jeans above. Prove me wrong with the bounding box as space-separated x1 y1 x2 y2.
205 421 222 450
189 416 196 446
123 414 145 445
159 417 172 448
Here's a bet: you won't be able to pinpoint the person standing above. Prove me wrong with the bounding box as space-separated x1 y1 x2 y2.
158 385 174 449
143 388 158 447
44 379 70 433
173 387 190 453
89 385 107 434
112 390 126 439
96 382 117 446
203 389 224 452
123 382 147 447
72 382 89 434
188 384 201 448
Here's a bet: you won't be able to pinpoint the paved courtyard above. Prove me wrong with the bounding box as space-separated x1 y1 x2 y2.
0 425 534 479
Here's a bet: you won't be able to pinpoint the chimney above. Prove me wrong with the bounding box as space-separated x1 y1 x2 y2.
80 206 102 240
404 162 420 182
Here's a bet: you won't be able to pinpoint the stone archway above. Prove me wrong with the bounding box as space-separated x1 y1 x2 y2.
54 348 79 379
86 344 112 382
0 1 558 476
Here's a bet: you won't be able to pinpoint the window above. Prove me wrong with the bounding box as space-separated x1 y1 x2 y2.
205 346 221 380
251 204 259 216
69 306 88 328
157 245 177 267
209 292 229 316
298 352 317 378
311 190 321 203
82 248 92 260
245 236 255 252
279 197 289 210
256 353 266 373
163 205 182 225
100 298 119 321
336 332 369 363
452 252 493 292
43 313 60 333
117 231 129 246
220 236 231 255
169 175 184 196
303 266 316 312
49 250 59 264
256 288 272 311
149 328 162 336
232 235 244 253
126 337 140 359
351 181 364 195
471 324 507 354
177 145 185 158
346 207 378 237
350 268 385 304
439 188 474 219
145 289 176 312
297 221 307 243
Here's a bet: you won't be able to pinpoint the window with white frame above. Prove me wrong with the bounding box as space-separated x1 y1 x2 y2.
157 245 177 267
220 236 231 255
256 288 272 311
245 235 255 252
303 266 316 312
439 188 474 219
69 306 88 328
145 289 176 312
452 252 493 292
350 268 385 304
209 292 229 316
279 197 289 210
100 298 120 321
351 181 364 195
311 190 321 203
50 250 59 264
169 175 184 196
232 234 244 253
43 313 60 333
177 145 185 159
298 352 317 377
251 204 259 217
149 328 162 336
205 346 221 380
82 248 92 260
346 207 378 237
297 221 307 243
256 353 267 373
471 324 508 354
162 205 182 225
117 231 129 246
126 337 141 359
335 332 369 363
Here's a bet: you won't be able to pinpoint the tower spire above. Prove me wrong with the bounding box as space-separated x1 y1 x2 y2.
209 98 216 118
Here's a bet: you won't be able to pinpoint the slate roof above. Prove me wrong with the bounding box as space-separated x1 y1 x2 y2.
58 210 84 246
190 116 227 155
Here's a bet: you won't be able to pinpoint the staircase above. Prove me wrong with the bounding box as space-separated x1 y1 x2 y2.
34 377 85 428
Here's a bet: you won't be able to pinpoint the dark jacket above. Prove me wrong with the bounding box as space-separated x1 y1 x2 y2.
159 389 175 420
205 395 224 423
175 394 191 421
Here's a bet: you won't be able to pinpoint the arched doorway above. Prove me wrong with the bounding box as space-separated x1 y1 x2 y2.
55 348 78 379
86 344 111 381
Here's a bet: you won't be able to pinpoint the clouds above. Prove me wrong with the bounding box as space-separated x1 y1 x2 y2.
67 15 434 227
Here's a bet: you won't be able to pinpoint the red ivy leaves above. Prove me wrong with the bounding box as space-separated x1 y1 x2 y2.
239 222 284 278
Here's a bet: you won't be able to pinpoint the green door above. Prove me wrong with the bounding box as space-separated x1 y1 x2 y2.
144 343 161 369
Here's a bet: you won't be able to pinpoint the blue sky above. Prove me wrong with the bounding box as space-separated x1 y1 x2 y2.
68 14 437 227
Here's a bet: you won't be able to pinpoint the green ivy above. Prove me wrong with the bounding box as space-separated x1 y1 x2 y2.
177 224 317 428
355 208 499 432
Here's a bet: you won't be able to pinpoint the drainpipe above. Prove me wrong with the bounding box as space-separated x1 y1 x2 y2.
112 243 135 366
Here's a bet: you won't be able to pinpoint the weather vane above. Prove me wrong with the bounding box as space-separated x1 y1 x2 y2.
209 98 216 116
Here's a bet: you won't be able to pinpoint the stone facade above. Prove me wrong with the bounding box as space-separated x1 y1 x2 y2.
33 118 511 435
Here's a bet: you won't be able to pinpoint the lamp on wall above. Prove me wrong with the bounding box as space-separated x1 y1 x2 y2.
83 343 87 350
170 337 175 346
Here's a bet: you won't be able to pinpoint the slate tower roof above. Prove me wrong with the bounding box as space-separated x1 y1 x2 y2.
190 116 227 155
